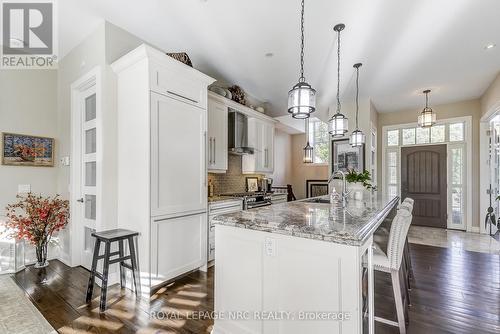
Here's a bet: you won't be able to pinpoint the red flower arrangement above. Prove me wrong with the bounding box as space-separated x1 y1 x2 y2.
5 193 69 268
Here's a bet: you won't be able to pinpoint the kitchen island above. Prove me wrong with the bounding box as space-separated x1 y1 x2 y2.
211 193 399 334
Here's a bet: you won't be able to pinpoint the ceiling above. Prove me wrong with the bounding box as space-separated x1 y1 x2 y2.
59 0 500 118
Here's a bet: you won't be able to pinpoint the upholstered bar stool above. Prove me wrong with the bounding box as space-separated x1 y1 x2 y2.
369 208 413 333
85 229 141 312
374 199 414 290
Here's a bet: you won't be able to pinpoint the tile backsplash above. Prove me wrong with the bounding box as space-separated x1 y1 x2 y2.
208 155 263 195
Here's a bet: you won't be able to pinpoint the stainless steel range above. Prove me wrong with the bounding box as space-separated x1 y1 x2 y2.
220 192 272 210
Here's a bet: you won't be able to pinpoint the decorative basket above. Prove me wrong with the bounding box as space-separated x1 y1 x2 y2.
228 85 246 105
166 52 193 67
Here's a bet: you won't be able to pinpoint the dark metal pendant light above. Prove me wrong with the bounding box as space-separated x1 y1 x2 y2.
288 0 316 119
303 118 314 163
329 24 348 136
417 89 436 127
350 63 365 147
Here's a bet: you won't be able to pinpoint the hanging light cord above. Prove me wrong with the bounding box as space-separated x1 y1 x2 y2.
425 91 429 108
355 66 359 129
299 0 305 82
336 27 341 114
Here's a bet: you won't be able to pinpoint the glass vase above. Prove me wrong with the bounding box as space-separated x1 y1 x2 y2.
34 242 49 268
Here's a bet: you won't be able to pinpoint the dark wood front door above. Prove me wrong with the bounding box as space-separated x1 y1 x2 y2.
401 145 447 228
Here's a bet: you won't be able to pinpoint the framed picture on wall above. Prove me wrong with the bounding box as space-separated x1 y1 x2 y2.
1 133 55 167
331 139 364 173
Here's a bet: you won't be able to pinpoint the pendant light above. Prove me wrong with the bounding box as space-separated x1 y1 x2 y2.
329 24 348 136
303 118 314 163
417 89 436 128
288 0 316 119
350 63 365 147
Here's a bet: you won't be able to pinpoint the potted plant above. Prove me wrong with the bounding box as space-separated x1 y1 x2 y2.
5 193 69 268
345 169 373 200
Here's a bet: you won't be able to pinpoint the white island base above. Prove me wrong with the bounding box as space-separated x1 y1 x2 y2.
213 225 374 334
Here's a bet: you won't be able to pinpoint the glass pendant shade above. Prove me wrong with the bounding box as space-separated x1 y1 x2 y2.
303 141 314 163
329 113 348 137
349 129 365 147
418 89 436 128
418 107 436 128
288 81 316 119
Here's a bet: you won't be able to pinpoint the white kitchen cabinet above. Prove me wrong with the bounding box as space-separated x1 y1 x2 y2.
208 98 228 173
112 44 215 292
151 92 207 216
242 118 275 174
151 212 207 286
262 121 274 173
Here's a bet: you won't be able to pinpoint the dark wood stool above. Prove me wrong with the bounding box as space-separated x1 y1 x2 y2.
85 229 140 312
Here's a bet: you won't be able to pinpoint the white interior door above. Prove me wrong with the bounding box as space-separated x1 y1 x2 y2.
72 79 100 270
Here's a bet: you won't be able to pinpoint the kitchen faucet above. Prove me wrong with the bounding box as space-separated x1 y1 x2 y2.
328 170 348 208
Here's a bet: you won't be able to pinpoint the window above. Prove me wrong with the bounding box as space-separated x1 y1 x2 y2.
449 145 465 226
431 125 445 143
402 128 415 145
308 119 329 164
387 129 399 146
416 127 430 144
449 122 464 141
386 150 399 198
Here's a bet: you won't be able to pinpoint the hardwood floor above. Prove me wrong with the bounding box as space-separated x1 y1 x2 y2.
11 243 500 333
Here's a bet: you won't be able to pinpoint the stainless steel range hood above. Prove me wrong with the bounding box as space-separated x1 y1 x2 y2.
228 110 254 155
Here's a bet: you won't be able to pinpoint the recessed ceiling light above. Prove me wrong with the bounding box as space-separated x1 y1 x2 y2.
265 52 274 58
485 43 496 50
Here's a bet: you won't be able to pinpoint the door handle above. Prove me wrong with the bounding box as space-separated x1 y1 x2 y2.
209 137 213 165
204 132 208 185
213 138 216 165
77 198 84 203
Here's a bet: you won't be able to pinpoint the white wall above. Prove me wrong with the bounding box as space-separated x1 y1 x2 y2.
0 70 59 261
0 70 58 214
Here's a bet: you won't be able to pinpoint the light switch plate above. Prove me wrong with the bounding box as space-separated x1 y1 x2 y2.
60 156 70 166
18 184 31 194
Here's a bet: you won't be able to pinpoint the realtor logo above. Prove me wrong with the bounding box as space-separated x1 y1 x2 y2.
1 1 57 68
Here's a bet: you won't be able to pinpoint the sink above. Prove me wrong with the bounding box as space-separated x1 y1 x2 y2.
303 198 331 204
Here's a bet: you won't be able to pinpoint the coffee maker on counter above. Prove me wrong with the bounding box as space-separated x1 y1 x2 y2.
260 177 273 193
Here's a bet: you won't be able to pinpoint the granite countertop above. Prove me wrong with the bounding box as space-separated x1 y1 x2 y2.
212 193 399 246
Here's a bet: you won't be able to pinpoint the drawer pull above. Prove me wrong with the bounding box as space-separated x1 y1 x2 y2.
167 90 198 104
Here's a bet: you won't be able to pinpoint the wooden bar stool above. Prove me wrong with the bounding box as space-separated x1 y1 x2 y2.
85 229 140 312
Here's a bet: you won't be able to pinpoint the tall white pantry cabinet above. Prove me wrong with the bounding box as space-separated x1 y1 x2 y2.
112 44 215 294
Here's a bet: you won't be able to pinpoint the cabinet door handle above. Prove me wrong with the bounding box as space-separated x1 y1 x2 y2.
204 132 207 185
209 137 213 165
213 138 216 165
167 90 198 104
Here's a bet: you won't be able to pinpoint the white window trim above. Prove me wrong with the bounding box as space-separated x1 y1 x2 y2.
382 116 472 232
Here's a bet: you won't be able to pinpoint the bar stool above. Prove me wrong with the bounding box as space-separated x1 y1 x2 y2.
374 199 414 292
368 208 413 333
85 229 141 312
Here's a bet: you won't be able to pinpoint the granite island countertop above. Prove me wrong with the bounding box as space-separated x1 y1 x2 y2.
212 193 399 246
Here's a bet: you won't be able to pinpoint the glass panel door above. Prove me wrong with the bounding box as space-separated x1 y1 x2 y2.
80 91 97 270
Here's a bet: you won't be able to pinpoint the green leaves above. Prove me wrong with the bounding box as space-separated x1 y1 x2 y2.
345 169 373 189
